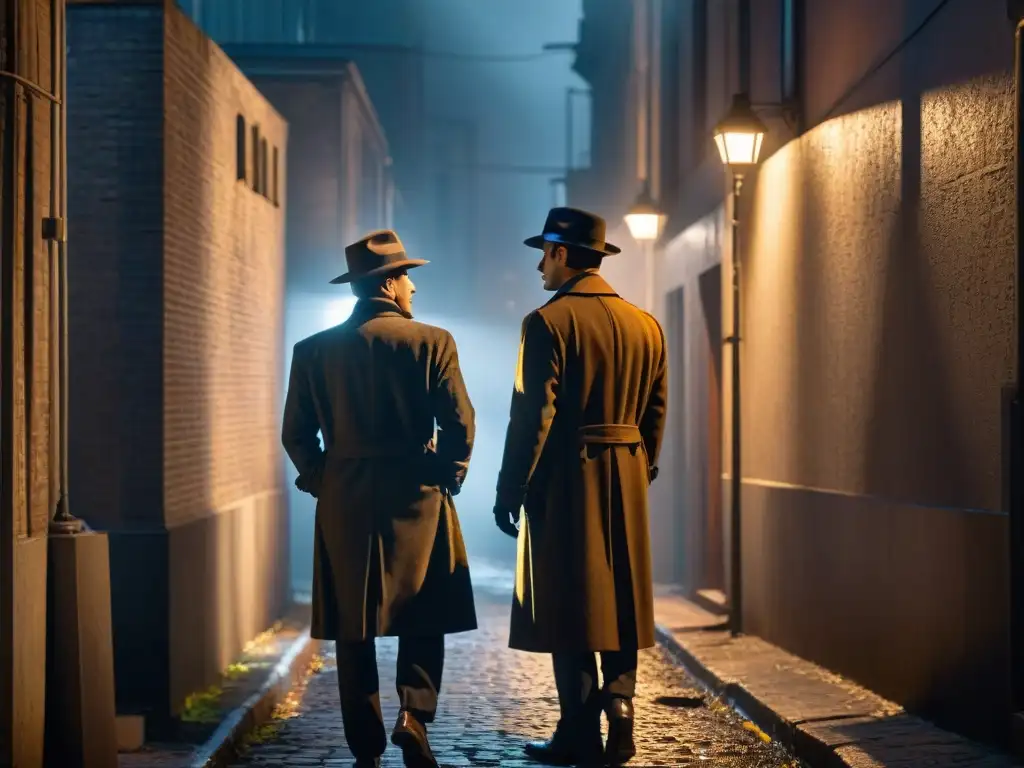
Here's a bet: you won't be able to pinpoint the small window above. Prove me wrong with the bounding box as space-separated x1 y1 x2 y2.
260 138 268 200
235 114 246 182
272 146 279 206
781 0 801 104
251 124 261 193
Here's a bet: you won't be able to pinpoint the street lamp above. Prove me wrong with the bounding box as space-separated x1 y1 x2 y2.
713 93 768 167
624 182 665 312
713 92 767 638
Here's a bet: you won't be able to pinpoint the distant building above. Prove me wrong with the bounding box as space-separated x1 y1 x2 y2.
67 0 289 725
223 47 393 294
184 0 481 319
573 0 1016 748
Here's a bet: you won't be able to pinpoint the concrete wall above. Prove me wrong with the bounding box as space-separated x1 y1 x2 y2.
647 0 1015 744
0 0 58 764
67 0 289 722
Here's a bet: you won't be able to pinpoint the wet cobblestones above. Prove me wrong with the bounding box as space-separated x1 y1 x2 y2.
230 588 799 767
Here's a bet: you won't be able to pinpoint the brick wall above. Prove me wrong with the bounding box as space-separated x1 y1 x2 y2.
162 3 287 532
66 0 289 717
67 3 165 531
162 3 288 699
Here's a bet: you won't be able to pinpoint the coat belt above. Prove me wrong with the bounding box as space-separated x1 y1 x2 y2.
328 442 428 460
577 423 642 445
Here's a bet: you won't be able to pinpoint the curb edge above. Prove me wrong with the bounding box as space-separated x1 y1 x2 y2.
190 628 320 768
654 624 848 768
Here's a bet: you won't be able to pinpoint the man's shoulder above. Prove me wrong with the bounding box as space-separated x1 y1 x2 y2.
292 327 333 356
536 293 665 345
403 318 454 342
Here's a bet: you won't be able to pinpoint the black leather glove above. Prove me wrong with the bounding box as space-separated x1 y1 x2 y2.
493 505 520 539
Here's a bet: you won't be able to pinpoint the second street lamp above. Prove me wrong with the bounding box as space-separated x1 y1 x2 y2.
713 92 767 637
624 182 665 312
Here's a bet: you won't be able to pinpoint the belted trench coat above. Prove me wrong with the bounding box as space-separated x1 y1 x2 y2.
495 272 668 653
282 298 478 642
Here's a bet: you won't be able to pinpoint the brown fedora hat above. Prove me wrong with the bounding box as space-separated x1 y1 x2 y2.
330 229 428 284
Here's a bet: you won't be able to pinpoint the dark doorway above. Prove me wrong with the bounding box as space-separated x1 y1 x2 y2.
698 264 724 595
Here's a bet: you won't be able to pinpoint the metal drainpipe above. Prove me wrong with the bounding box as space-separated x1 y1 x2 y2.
49 0 60 518
729 0 752 636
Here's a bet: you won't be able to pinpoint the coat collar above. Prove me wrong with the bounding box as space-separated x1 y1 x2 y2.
546 271 618 305
349 297 410 323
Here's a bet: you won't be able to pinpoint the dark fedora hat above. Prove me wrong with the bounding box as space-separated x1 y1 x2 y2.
523 206 621 256
330 229 428 284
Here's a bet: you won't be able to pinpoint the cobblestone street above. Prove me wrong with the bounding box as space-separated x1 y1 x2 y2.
231 581 800 768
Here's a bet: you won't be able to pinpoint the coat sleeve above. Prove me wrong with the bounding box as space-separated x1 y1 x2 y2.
431 331 476 492
639 318 668 482
281 342 326 497
494 311 561 511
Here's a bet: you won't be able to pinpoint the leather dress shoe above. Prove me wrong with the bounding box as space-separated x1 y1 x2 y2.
605 697 636 765
391 710 438 768
524 720 604 766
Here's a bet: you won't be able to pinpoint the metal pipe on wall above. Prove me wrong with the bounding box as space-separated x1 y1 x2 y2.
50 0 80 533
49 0 60 519
0 0 21 758
728 0 752 637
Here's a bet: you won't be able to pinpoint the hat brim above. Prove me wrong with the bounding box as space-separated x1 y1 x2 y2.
329 259 428 285
523 232 621 256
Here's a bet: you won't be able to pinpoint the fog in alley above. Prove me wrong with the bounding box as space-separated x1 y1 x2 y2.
272 0 588 593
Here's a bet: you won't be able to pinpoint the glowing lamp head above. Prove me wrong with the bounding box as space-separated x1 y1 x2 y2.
624 186 665 242
713 93 768 168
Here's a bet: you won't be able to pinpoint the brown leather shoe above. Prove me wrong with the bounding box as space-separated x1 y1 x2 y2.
604 697 636 765
391 710 438 768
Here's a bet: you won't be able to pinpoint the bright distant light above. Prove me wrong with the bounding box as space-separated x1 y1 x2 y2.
324 297 357 328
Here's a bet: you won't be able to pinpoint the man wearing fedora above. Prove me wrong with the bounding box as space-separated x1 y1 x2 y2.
282 229 478 768
493 207 668 765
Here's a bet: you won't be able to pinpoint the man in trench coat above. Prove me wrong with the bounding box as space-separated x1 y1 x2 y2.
493 207 668 766
282 229 477 768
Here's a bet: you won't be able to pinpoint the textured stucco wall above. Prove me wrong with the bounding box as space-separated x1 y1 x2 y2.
646 0 1017 741
745 76 1014 512
739 0 1014 741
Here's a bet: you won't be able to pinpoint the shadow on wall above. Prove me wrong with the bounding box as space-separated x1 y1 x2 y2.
860 72 1013 743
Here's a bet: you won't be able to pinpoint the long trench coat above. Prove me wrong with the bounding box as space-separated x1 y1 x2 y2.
495 272 668 653
282 297 478 642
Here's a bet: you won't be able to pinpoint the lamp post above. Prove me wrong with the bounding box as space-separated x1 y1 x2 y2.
712 92 767 637
624 183 665 311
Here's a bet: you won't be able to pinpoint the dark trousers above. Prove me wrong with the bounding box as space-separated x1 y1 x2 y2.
552 650 638 724
335 635 445 759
